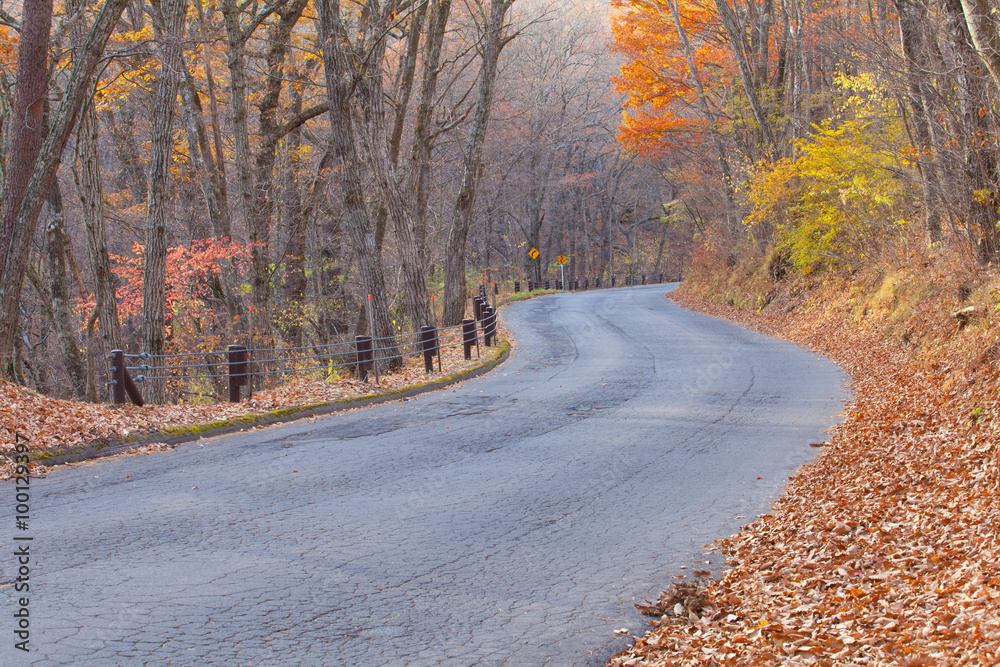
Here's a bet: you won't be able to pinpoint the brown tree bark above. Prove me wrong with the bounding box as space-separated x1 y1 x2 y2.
0 0 52 383
442 0 513 326
73 98 123 356
143 0 187 402
44 184 88 399
893 0 944 245
960 0 1000 89
0 0 128 382
407 0 453 266
317 0 402 370
69 0 123 359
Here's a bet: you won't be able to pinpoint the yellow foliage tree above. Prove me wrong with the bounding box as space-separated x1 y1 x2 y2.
743 74 920 273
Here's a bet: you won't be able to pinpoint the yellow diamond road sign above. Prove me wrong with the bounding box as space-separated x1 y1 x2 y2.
557 255 568 264
528 247 540 259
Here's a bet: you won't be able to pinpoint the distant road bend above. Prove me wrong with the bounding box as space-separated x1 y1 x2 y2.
9 284 847 666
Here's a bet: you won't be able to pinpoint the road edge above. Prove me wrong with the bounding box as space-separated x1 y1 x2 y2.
36 338 511 467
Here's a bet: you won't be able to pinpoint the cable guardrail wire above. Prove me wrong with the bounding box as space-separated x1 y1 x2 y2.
106 272 682 406
109 310 503 406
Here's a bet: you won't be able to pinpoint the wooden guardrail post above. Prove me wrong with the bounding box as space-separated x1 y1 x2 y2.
228 345 249 402
420 326 437 373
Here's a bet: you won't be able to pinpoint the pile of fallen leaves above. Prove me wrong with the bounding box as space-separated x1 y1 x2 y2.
1 334 505 479
610 275 1000 666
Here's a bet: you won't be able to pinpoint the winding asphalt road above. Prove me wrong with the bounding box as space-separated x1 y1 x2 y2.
3 284 847 666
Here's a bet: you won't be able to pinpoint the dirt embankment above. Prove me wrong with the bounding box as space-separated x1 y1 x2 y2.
610 259 1000 666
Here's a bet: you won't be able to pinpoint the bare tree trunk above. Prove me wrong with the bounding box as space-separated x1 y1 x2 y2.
713 0 778 158
0 0 128 381
45 184 88 399
355 21 433 330
0 0 52 383
143 0 187 402
283 90 307 348
894 0 944 244
179 64 232 240
69 0 123 358
373 0 429 250
408 0 453 266
940 0 1000 261
442 0 513 325
960 0 1000 89
317 0 401 370
104 106 149 204
73 98 123 355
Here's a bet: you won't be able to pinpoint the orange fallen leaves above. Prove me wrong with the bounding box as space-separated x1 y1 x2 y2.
609 282 1000 666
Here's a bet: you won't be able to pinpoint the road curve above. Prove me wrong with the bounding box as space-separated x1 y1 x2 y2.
4 285 847 666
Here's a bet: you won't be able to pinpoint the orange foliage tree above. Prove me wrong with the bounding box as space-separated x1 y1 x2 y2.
100 238 253 356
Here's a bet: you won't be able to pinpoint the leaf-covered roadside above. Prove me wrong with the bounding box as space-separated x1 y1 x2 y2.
609 278 1000 666
1 338 504 479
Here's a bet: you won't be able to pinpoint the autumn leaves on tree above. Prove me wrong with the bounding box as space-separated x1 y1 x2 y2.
610 0 1000 272
2 0 672 402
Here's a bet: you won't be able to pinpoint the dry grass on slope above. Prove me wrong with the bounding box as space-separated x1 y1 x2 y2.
610 265 1000 666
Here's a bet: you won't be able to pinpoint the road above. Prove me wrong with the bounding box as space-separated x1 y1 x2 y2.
2 285 847 666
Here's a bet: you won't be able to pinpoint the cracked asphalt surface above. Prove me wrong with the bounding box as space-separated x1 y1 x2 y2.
2 284 847 666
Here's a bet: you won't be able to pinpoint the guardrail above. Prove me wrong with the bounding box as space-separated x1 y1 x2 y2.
106 271 670 406
107 300 500 406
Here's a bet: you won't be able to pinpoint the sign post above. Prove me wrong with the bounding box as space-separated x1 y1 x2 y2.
556 254 568 290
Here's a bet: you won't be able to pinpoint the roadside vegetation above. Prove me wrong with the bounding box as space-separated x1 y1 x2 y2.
607 0 1000 663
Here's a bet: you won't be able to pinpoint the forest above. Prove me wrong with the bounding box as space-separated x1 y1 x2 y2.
0 0 679 404
5 0 1000 405
611 0 1000 276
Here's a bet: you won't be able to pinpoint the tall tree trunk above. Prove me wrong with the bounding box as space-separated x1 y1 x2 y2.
960 0 1000 89
408 0 453 267
373 0 429 250
0 0 128 382
73 97 123 356
179 63 232 240
713 0 778 158
317 0 402 371
442 0 513 326
948 0 1000 261
355 8 433 331
45 184 88 399
143 0 187 402
69 0 123 358
894 0 944 244
0 0 52 383
283 92 308 348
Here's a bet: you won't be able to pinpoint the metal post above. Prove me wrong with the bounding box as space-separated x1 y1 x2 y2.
462 319 476 359
365 295 380 384
420 326 436 373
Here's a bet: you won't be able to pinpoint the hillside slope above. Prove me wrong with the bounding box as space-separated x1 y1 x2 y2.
610 259 1000 666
